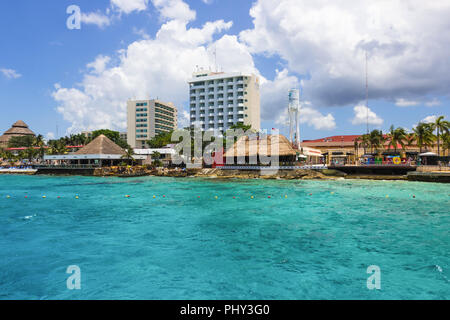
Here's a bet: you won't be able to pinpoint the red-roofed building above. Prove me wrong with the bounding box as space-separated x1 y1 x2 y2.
302 134 436 165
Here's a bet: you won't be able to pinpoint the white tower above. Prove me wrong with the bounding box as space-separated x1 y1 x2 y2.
288 88 301 148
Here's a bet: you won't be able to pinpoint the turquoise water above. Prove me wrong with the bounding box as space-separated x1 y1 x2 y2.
0 175 449 300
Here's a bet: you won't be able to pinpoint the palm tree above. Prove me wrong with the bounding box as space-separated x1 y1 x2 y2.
387 125 407 153
121 147 135 166
368 130 384 153
430 116 450 156
412 122 435 153
33 134 46 161
442 132 450 156
356 134 370 155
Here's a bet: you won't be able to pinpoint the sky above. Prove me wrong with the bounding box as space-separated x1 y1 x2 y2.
0 0 449 141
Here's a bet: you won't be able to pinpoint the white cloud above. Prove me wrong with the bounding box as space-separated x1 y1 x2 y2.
111 0 149 14
272 70 336 130
81 12 111 28
52 3 237 133
425 98 441 107
351 105 383 126
51 0 335 134
86 55 111 74
421 115 437 123
1 68 21 79
152 0 196 22
46 132 55 141
395 98 419 107
202 0 214 4
240 0 450 107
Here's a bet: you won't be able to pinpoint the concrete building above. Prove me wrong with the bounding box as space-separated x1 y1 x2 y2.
127 99 178 149
188 71 260 132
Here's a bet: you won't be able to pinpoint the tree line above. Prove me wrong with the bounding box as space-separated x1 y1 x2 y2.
356 116 449 155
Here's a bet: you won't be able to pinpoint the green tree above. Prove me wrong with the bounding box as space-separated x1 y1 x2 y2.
356 134 370 155
229 123 252 131
92 129 129 149
121 147 135 165
146 131 174 148
430 116 450 156
412 122 435 153
442 132 450 156
387 125 407 152
368 130 384 153
8 135 34 148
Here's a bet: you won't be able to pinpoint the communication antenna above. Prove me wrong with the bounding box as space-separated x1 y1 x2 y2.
365 51 369 134
213 45 217 72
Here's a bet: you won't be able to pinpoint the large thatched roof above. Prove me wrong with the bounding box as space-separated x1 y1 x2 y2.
224 134 297 158
0 120 35 146
74 134 125 155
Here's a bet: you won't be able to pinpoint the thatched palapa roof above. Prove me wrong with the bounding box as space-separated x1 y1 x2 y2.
74 134 125 155
0 120 36 146
224 134 297 158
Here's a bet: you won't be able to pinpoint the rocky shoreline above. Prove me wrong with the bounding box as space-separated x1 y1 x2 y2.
92 166 412 181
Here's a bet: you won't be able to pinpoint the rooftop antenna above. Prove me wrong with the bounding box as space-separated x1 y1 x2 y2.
365 51 369 134
213 45 217 72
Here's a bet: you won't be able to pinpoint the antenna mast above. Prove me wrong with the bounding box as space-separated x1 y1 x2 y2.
365 51 369 134
213 46 217 72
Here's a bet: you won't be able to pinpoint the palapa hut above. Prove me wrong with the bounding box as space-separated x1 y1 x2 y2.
224 134 297 166
0 120 36 148
44 134 145 166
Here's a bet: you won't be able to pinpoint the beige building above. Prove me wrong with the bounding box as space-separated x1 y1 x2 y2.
127 99 178 148
188 71 260 132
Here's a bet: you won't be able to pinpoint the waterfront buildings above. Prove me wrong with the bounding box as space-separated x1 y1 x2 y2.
302 134 440 165
127 99 178 149
0 120 36 148
188 71 260 132
44 134 145 166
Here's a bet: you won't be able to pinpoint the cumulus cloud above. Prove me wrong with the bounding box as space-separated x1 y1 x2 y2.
152 0 196 22
351 105 383 126
86 55 111 74
111 0 149 14
81 12 111 28
421 115 438 123
1 68 21 79
395 98 419 107
425 98 441 107
51 0 338 134
240 0 450 107
52 2 238 133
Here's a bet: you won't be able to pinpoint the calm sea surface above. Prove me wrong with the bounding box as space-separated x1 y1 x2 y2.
0 175 448 299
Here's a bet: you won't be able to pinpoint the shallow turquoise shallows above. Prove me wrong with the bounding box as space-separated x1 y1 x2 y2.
0 175 449 300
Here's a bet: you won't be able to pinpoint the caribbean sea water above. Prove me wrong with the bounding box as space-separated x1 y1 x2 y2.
0 175 448 299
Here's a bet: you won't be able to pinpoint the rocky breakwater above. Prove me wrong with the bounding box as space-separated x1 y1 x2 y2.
191 168 331 180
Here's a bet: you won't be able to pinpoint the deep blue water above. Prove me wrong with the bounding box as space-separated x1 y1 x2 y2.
0 175 449 300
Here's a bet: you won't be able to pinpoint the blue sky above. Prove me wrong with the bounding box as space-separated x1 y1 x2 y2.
0 0 448 141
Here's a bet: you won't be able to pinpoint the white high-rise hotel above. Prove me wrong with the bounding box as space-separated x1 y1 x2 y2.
188 71 260 132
